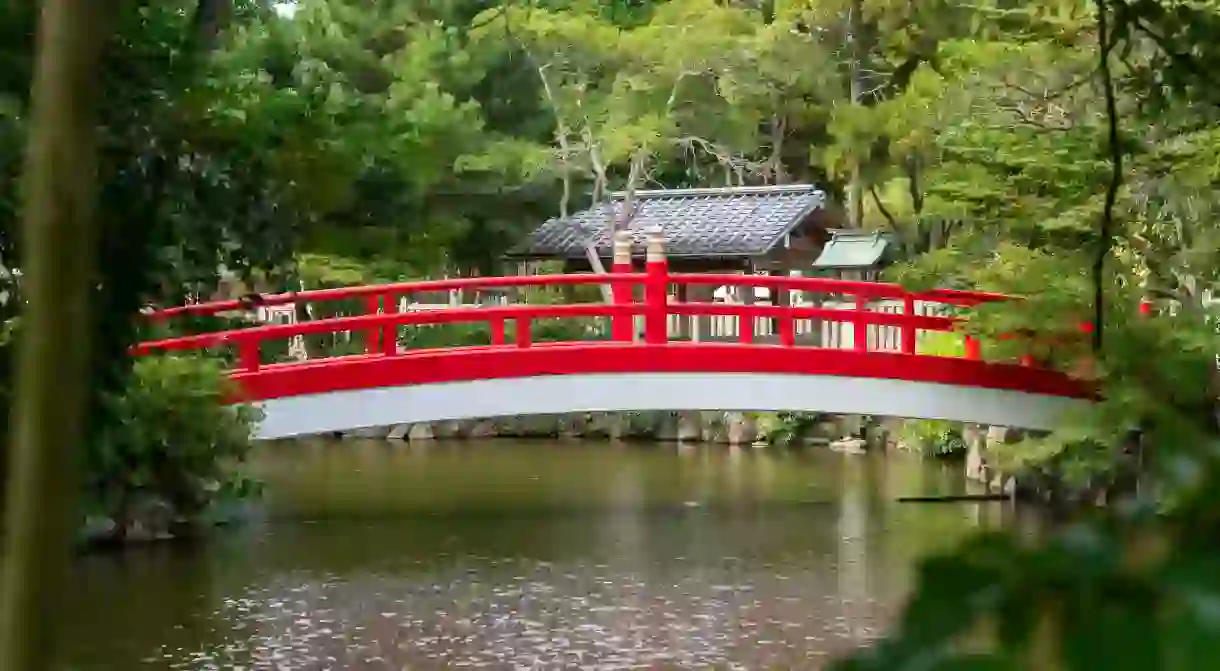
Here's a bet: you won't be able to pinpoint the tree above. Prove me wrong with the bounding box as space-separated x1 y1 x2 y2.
0 0 115 667
832 1 1220 667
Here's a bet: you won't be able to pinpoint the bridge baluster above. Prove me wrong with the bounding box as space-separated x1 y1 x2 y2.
380 292 398 356
778 312 795 346
364 293 382 354
964 336 982 360
852 294 869 352
901 295 917 355
237 337 260 372
644 229 668 345
611 230 635 342
739 307 754 344
490 318 506 345
515 317 532 348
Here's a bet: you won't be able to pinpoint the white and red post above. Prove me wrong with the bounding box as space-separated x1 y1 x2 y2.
644 229 669 345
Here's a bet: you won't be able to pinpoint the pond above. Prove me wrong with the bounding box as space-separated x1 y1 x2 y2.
58 439 1032 670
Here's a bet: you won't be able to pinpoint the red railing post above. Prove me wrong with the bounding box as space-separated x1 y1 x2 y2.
900 294 917 354
490 318 506 345
611 230 634 342
237 336 260 372
515 317 532 348
381 292 398 355
739 301 754 344
853 293 869 352
964 336 982 360
644 229 668 345
365 293 382 354
779 314 795 347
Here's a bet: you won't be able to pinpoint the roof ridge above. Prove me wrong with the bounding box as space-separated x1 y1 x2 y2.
608 184 820 200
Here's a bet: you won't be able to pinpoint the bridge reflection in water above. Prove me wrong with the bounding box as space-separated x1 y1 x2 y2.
57 440 1038 670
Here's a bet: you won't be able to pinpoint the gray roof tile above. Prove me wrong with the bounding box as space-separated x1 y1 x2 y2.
507 185 828 259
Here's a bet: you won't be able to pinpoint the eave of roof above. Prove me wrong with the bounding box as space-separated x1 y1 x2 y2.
811 230 892 269
506 184 829 260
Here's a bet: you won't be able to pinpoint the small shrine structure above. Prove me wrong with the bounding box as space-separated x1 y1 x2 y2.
510 184 902 343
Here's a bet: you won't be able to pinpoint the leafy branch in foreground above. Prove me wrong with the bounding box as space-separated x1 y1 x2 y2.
835 1 1220 667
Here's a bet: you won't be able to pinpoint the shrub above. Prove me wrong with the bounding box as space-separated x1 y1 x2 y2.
762 411 829 446
899 329 970 457
84 353 262 540
899 418 967 457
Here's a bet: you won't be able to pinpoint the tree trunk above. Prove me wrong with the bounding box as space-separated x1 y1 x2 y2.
0 1 114 667
846 0 865 228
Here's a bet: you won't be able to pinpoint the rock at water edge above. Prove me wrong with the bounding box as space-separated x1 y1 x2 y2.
432 420 464 439
407 423 435 441
677 411 702 442
655 412 680 441
343 426 391 439
465 419 498 438
829 437 867 454
726 412 758 446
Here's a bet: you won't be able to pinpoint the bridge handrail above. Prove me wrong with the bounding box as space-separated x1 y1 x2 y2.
666 273 1010 305
144 273 646 319
143 271 1008 320
136 230 1029 373
137 301 967 354
135 302 644 361
135 297 982 374
669 301 959 330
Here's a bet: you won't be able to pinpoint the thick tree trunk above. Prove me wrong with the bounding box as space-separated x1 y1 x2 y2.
0 1 114 667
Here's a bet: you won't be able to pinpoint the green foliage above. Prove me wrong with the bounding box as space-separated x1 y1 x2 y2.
901 420 967 458
897 330 970 457
761 411 830 447
84 354 262 535
6 0 1219 655
832 1 1220 667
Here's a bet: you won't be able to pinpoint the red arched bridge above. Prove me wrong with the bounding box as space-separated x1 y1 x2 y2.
135 235 1092 440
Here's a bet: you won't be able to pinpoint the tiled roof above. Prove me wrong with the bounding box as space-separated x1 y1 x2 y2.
507 185 828 260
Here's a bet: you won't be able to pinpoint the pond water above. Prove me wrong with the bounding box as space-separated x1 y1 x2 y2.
58 439 1031 670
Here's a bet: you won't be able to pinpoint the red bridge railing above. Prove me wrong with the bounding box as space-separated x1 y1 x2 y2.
135 231 1014 373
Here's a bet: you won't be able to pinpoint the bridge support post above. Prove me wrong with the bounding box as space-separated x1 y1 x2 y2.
644 229 669 345
611 230 634 342
901 294 917 354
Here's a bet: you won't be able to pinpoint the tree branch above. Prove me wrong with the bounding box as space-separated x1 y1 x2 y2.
187 0 233 54
869 185 900 232
1094 0 1123 352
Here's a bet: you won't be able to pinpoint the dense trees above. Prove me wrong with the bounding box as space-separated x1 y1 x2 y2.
5 0 1220 666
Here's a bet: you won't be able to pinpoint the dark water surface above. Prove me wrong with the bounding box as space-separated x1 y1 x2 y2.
59 440 1027 670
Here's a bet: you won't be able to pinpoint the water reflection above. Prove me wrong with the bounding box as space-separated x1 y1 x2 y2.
59 440 1023 670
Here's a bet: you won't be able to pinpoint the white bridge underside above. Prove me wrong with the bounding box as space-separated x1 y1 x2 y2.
251 372 1089 440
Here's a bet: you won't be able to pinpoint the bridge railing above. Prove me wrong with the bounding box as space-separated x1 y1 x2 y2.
135 232 1013 372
